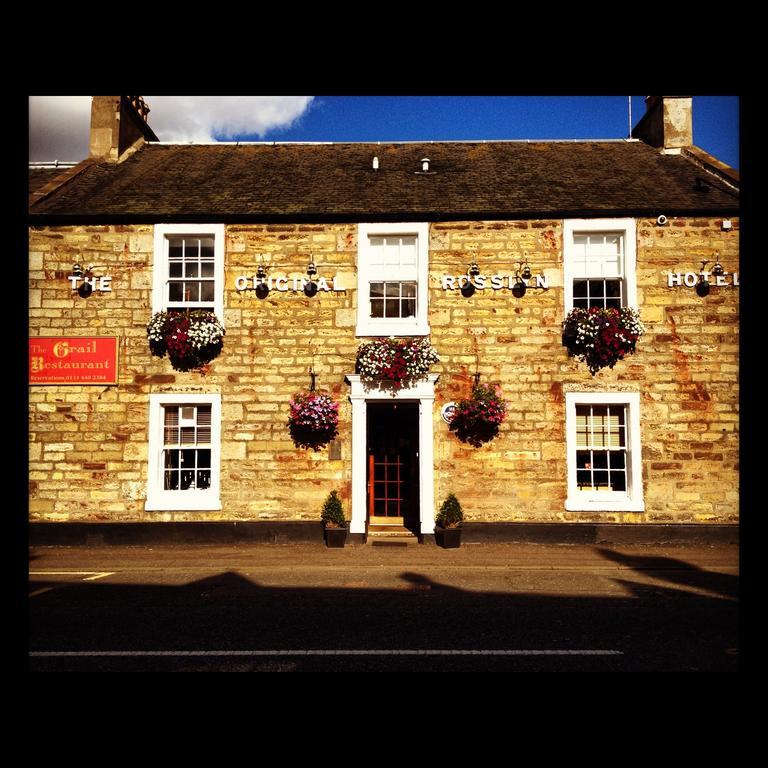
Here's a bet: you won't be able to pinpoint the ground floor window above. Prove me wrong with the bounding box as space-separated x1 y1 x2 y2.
565 391 644 512
146 393 221 511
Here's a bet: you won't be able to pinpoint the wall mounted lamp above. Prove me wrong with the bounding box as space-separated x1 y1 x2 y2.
461 259 480 297
696 260 711 297
255 264 269 299
304 259 319 297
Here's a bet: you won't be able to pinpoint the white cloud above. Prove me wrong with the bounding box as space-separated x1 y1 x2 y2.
146 96 315 142
28 96 315 161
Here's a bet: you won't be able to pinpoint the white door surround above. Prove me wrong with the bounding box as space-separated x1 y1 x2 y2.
345 374 439 536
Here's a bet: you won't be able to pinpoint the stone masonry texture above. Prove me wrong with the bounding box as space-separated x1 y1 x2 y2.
28 218 739 524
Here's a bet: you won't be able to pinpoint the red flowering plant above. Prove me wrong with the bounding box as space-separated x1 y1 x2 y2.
562 306 645 375
448 383 507 447
356 338 440 388
288 391 340 451
147 310 226 372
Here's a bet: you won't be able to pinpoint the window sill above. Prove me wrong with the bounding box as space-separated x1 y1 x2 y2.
145 494 222 512
565 495 645 512
355 320 430 338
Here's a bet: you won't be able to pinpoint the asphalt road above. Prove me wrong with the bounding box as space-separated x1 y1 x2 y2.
27 542 740 672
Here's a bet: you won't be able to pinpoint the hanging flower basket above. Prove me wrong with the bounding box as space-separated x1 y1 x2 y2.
288 391 340 451
147 310 226 372
356 338 440 388
448 383 507 447
562 307 645 375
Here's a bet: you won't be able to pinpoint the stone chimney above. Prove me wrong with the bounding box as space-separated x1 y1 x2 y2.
632 96 693 153
89 96 158 161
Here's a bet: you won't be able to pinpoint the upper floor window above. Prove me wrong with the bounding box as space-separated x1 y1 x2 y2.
152 224 225 320
356 223 430 337
564 219 637 312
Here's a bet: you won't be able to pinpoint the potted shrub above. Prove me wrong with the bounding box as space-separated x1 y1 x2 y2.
288 391 339 451
147 309 226 372
562 306 645 375
356 337 440 389
448 383 507 447
321 490 348 548
435 492 464 548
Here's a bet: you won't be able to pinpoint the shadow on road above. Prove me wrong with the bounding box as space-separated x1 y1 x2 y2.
28 553 739 672
595 547 738 599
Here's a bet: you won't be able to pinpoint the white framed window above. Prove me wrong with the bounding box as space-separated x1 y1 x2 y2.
146 393 222 511
152 224 225 320
356 222 430 336
565 391 644 512
563 219 637 312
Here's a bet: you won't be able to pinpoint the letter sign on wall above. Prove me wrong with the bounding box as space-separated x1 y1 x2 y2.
29 337 119 385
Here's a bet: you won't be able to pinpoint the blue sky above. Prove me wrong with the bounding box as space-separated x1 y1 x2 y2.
29 95 739 170
237 96 740 169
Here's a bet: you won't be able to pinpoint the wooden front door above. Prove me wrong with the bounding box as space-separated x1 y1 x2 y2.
367 402 419 529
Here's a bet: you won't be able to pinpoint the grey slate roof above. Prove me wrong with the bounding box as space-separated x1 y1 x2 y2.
29 140 739 221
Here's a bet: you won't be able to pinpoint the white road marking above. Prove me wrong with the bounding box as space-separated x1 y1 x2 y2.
29 571 115 580
29 649 623 657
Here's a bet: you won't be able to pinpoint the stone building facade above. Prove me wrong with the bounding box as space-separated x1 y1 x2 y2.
28 96 740 542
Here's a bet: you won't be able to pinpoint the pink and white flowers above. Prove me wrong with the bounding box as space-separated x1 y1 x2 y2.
288 391 340 451
562 306 645 375
147 310 226 372
448 383 507 447
356 338 440 387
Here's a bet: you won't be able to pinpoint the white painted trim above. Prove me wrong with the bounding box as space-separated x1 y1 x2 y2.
355 222 431 337
564 391 644 512
346 374 439 535
563 218 638 311
151 223 226 321
145 393 222 512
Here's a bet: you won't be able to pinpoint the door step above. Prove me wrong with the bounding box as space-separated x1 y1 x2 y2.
367 524 419 545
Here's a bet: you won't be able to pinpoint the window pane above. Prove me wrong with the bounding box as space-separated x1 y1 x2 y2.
573 279 588 298
200 282 215 302
401 282 417 298
164 449 180 468
180 449 196 467
370 298 384 318
169 261 183 278
200 261 215 277
180 470 195 490
200 238 215 258
611 470 627 492
401 299 416 317
197 449 211 468
385 299 400 317
168 282 183 302
165 470 179 490
184 282 200 302
185 262 199 278
370 282 384 298
168 240 183 260
197 470 211 489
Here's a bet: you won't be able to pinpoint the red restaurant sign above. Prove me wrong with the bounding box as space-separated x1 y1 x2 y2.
29 337 119 385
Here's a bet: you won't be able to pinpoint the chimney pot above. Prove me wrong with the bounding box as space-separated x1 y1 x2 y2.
89 95 158 161
632 95 693 152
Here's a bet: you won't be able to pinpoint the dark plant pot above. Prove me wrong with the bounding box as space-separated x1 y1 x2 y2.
324 526 348 548
435 525 462 549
